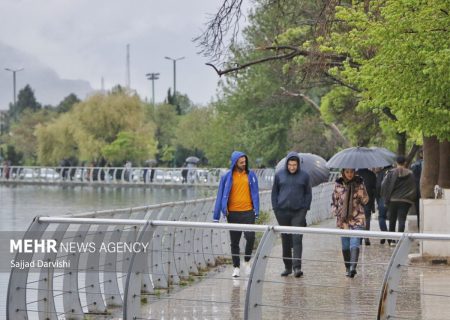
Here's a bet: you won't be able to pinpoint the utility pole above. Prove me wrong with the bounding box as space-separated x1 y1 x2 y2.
126 44 130 89
164 56 185 104
146 72 160 106
4 67 24 107
4 67 24 121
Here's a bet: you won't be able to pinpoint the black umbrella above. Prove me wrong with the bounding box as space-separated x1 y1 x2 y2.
326 147 393 169
276 153 330 187
185 156 200 164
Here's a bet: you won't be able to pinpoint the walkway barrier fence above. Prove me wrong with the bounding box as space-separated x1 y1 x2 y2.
7 182 450 319
0 166 276 189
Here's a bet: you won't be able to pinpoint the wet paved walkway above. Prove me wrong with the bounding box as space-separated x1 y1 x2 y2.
141 218 450 320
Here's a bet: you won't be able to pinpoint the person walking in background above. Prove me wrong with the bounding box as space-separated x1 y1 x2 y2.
381 155 416 246
410 149 423 230
374 166 391 244
271 152 312 278
331 168 369 278
2 159 10 179
213 151 259 278
181 162 189 184
356 168 377 245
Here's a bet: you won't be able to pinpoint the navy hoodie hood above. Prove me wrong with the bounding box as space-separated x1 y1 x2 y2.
285 151 301 174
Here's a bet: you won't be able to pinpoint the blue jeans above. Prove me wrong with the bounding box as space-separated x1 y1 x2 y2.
376 197 388 232
341 226 364 250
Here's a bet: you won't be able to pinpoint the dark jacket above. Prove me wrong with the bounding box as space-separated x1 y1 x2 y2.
375 168 389 199
381 167 416 205
356 169 377 211
213 151 260 221
271 152 312 212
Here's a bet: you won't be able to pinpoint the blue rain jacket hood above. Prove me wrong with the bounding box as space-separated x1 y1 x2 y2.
271 151 312 211
213 151 260 221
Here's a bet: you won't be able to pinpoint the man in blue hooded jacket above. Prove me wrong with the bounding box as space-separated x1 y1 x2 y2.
272 152 312 277
213 151 260 278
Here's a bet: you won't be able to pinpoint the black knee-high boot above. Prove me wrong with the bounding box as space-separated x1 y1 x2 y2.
349 247 360 278
342 249 351 276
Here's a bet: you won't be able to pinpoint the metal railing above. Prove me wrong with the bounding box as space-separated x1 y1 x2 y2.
8 182 449 319
0 166 276 189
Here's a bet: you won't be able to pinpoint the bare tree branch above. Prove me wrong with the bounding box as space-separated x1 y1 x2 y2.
280 87 350 147
194 0 245 62
206 45 357 76
382 107 398 121
322 72 362 92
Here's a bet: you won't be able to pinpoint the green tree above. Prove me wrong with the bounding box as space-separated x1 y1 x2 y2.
7 109 56 164
207 0 333 166
10 85 41 120
152 103 178 165
36 92 157 165
320 0 450 195
102 131 156 166
289 114 340 160
56 93 80 113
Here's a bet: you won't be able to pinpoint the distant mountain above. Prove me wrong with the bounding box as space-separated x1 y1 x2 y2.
0 42 93 109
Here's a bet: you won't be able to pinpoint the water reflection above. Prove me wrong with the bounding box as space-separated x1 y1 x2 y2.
0 185 210 231
230 279 242 320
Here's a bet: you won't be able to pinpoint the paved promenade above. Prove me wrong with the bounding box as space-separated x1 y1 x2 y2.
141 218 450 320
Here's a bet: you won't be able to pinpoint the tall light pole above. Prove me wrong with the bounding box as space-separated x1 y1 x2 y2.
164 56 185 103
4 67 24 107
146 72 160 106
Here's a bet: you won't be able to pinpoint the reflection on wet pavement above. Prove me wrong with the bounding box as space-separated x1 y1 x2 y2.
141 218 450 320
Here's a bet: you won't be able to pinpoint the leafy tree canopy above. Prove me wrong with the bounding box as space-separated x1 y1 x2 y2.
36 92 157 165
322 0 450 140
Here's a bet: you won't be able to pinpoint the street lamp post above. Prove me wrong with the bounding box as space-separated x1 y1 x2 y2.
145 72 160 106
164 56 185 103
4 67 24 107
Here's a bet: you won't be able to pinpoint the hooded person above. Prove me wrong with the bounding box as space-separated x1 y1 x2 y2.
331 168 369 278
213 151 260 278
271 151 312 277
381 155 416 245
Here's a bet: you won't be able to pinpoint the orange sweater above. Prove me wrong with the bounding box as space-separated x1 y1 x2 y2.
228 170 253 212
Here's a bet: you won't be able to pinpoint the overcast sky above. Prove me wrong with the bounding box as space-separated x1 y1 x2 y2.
0 0 249 106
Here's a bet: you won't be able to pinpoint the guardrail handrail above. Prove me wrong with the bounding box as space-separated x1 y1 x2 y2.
8 182 445 320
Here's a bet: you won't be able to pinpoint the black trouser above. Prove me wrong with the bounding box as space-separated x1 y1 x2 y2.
275 209 307 270
388 201 411 233
226 210 256 268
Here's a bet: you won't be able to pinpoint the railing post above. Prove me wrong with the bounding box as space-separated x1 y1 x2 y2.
37 223 69 320
62 224 88 319
377 234 413 320
84 224 108 314
123 221 154 320
7 216 50 320
244 226 275 320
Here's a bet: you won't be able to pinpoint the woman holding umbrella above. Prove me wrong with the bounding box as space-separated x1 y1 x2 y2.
331 168 369 278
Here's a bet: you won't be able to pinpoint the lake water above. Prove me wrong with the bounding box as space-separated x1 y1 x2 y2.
0 184 214 231
0 184 215 317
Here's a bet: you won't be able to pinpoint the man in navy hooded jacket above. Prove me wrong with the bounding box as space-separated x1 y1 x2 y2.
213 151 260 278
272 152 312 277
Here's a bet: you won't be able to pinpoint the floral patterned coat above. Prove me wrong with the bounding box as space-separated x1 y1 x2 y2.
331 176 369 230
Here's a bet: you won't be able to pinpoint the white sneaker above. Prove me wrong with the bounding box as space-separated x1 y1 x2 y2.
232 267 240 278
243 261 251 275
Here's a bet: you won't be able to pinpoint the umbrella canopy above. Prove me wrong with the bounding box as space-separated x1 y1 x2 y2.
326 147 393 169
145 159 157 166
370 147 396 163
275 153 330 187
185 156 200 164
